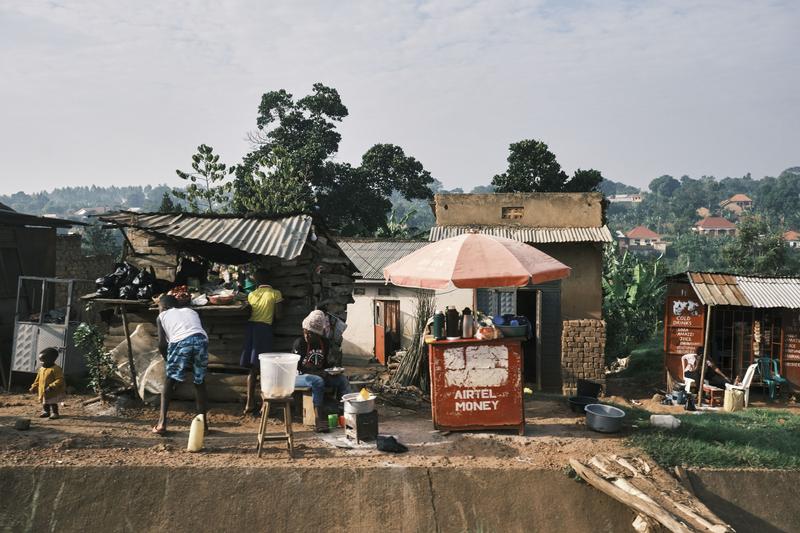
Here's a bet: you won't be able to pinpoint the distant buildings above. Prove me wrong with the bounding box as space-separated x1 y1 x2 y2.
784 230 800 248
693 216 737 237
617 225 667 255
719 194 753 216
73 207 109 218
608 193 643 204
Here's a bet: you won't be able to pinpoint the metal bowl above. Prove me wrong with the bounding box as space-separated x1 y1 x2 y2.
584 404 625 433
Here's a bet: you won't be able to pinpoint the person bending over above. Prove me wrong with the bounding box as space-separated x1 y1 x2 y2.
153 295 209 435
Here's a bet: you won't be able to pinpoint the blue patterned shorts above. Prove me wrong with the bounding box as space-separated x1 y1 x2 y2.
166 334 209 385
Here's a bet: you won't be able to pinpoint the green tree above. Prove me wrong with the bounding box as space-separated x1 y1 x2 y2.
234 150 314 215
375 207 418 239
173 144 233 213
603 249 666 359
158 192 183 214
232 84 434 235
721 215 787 275
491 139 603 193
81 222 121 258
491 140 568 192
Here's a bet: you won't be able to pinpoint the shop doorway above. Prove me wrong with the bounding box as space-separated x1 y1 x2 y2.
374 300 400 364
516 289 540 385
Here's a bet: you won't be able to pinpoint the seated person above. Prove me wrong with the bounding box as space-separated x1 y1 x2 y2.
682 347 731 389
293 310 352 432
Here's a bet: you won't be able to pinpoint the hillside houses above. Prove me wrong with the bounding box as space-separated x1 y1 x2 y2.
617 226 667 255
693 216 737 237
719 193 753 216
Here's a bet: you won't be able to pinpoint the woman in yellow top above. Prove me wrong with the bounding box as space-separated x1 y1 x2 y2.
241 268 283 415
29 347 66 419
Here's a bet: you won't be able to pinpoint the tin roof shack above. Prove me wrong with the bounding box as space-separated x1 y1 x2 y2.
665 272 800 394
0 206 86 384
430 193 612 394
96 212 356 401
338 240 433 364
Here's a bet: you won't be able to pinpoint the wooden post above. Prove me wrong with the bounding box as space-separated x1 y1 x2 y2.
120 305 139 398
697 304 714 406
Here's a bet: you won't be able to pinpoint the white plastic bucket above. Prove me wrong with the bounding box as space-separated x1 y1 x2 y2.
259 353 300 399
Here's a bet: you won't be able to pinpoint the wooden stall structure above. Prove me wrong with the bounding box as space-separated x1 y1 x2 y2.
665 272 800 394
90 212 357 401
0 204 85 389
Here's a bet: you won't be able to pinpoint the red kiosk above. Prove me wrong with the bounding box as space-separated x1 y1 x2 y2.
384 232 570 434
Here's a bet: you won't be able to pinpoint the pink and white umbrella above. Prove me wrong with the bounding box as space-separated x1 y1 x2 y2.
383 233 570 289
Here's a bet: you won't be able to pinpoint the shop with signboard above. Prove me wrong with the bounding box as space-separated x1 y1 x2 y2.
665 272 800 393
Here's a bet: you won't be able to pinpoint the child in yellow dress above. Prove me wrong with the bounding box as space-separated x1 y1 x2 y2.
29 347 66 419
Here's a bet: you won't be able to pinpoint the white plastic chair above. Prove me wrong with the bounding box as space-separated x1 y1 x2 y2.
725 363 759 407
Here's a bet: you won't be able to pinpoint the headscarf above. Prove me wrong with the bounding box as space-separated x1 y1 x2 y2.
302 310 327 337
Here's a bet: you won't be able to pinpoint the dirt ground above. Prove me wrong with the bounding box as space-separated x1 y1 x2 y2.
0 391 636 470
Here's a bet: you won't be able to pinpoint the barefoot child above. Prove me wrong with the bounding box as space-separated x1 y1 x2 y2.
29 347 66 419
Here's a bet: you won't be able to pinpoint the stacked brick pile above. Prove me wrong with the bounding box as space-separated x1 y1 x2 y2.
560 319 606 395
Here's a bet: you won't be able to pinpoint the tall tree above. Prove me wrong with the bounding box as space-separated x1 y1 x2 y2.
173 144 233 213
158 192 183 214
81 223 121 258
231 84 434 235
491 139 604 193
721 215 787 276
491 140 568 192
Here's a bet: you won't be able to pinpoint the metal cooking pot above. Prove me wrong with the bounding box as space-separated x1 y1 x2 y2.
342 393 376 414
584 404 625 433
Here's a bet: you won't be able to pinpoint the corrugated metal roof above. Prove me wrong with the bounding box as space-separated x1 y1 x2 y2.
737 276 800 308
428 225 613 243
686 271 800 308
338 240 429 280
100 212 312 260
0 209 86 229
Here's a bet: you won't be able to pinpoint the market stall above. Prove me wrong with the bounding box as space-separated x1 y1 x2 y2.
84 212 356 402
384 232 571 433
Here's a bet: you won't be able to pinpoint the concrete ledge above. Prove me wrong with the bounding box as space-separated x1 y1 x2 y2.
2 466 633 533
3 465 797 532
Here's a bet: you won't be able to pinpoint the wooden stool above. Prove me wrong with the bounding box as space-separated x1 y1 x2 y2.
256 396 294 459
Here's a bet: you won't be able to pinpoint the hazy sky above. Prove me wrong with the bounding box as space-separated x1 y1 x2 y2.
1 1 798 195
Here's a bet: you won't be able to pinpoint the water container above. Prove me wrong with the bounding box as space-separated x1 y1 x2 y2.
650 414 681 430
259 353 300 399
187 414 205 452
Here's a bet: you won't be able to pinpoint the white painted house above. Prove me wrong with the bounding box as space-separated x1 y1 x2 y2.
338 240 471 363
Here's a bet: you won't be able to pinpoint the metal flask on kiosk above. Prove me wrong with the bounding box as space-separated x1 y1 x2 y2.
461 307 475 338
433 311 446 339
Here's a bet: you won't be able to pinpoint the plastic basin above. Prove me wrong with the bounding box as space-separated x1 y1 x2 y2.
259 353 300 399
567 396 598 414
584 404 625 433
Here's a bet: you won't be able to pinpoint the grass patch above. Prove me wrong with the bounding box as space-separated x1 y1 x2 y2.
615 336 663 383
627 408 800 469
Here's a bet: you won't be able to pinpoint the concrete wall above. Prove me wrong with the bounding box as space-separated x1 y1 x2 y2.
3 465 796 532
434 192 604 228
536 242 603 320
1 466 636 533
342 284 473 359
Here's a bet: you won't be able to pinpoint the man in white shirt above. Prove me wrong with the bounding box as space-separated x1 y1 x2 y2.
153 295 209 435
682 347 731 389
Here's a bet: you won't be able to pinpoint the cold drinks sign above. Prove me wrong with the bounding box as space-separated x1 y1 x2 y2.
664 291 706 379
